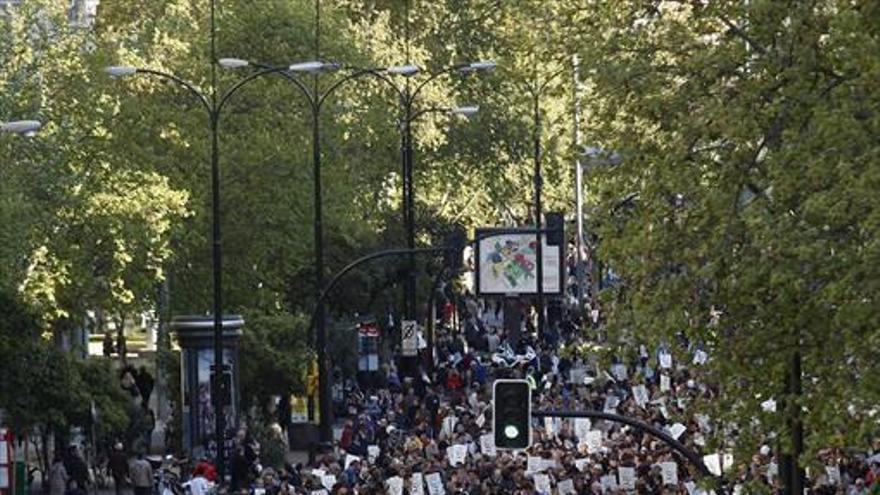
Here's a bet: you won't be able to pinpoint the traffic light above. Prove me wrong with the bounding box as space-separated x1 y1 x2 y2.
493 379 531 449
444 226 467 272
546 212 564 246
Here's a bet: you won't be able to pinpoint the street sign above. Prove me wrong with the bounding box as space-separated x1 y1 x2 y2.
401 320 418 357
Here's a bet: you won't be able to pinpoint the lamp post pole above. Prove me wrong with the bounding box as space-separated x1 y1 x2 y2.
527 66 567 339
377 62 494 325
105 56 295 482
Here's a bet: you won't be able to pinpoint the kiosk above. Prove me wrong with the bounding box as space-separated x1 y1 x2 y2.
171 315 243 459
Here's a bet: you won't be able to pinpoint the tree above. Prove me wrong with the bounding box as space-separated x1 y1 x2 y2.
569 0 880 479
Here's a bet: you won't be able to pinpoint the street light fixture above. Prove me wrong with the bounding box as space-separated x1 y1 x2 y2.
1 120 42 135
387 64 420 76
288 60 337 73
104 48 291 483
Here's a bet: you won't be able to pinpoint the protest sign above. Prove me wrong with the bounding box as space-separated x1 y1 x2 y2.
660 374 671 392
533 474 552 494
585 430 603 454
425 473 445 495
558 479 575 495
320 475 336 491
574 458 590 472
618 467 636 490
825 466 841 485
386 476 404 495
344 455 360 469
600 474 617 492
668 423 687 440
660 352 673 369
661 462 678 485
632 385 649 408
367 445 380 463
447 444 467 466
574 418 591 443
410 473 425 495
611 364 628 381
479 433 496 457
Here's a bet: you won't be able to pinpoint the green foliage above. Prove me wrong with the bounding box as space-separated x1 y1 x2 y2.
570 0 880 471
238 311 309 411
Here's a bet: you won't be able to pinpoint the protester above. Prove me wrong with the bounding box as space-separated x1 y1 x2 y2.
108 442 129 495
49 452 68 495
128 452 153 495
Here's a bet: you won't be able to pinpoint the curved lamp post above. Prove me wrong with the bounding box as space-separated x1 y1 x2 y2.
371 60 495 328
519 65 568 340
222 57 491 442
104 58 309 479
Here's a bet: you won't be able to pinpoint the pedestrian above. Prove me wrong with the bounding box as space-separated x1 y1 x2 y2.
49 452 68 495
128 452 153 495
108 443 129 495
62 445 89 493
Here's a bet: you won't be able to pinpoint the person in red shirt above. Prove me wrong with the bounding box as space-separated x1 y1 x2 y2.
192 458 216 482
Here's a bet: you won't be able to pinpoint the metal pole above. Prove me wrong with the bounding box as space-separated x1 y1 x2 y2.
533 92 545 339
207 0 227 483
781 349 804 495
312 109 331 444
572 55 586 310
404 103 417 322
209 112 226 482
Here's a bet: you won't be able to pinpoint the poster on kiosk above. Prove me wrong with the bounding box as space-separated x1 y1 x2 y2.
0 428 11 493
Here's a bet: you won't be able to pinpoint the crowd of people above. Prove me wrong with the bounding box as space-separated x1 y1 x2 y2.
245 286 880 495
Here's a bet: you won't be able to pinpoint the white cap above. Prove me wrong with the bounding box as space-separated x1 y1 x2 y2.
760 445 771 456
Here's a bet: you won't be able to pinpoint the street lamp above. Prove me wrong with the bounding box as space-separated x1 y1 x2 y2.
373 60 495 330
523 65 568 340
222 58 489 439
1 120 42 136
104 56 298 481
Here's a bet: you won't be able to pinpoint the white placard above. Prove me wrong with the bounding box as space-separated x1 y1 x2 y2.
426 472 445 495
632 385 649 408
611 364 628 381
660 374 671 392
447 444 467 466
603 395 620 413
825 465 841 485
661 462 678 485
344 454 360 469
660 352 672 369
310 490 328 495
668 423 687 440
411 473 425 495
441 416 458 438
558 479 575 495
574 418 591 442
367 444 381 462
544 417 557 436
585 430 603 454
703 453 733 477
696 414 711 433
310 469 326 478
574 458 590 472
475 413 485 428
618 466 636 490
569 367 587 385
693 350 708 365
479 433 497 457
533 473 552 494
386 476 404 495
527 456 546 473
600 474 617 492
321 475 336 491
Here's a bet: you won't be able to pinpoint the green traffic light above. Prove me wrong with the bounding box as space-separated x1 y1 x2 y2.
504 425 519 439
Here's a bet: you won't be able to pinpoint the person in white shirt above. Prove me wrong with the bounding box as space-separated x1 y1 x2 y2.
186 472 211 495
